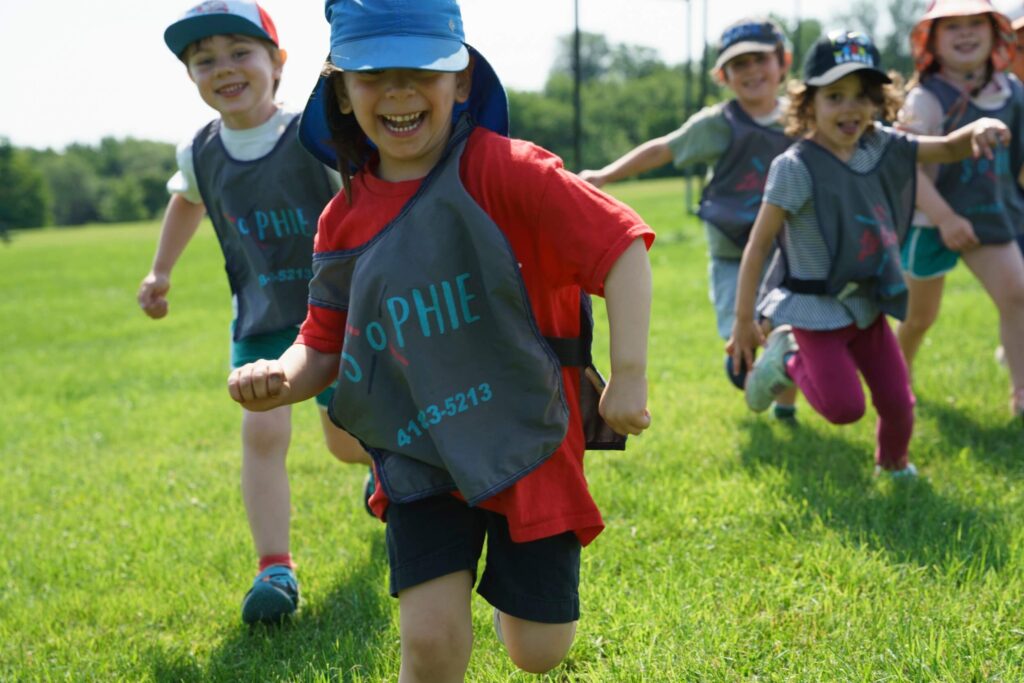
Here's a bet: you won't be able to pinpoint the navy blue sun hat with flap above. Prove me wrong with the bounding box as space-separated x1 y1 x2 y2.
299 0 510 169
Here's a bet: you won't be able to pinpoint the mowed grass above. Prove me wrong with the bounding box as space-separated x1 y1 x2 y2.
2 176 1023 681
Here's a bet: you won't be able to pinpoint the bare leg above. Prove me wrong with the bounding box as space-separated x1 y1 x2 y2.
241 406 292 557
962 243 1024 395
896 274 946 373
495 611 576 674
775 385 798 409
318 408 372 465
398 571 474 683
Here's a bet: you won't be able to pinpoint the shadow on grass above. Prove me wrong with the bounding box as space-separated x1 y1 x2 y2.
916 396 1024 476
149 532 392 682
739 419 1010 575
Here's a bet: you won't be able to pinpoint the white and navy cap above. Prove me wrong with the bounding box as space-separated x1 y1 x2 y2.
164 0 279 58
713 20 787 73
803 30 891 87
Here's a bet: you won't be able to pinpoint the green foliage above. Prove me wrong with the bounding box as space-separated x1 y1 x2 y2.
0 139 50 229
15 136 176 228
2 186 1024 680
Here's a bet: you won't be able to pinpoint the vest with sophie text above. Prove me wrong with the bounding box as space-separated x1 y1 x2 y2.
192 116 334 339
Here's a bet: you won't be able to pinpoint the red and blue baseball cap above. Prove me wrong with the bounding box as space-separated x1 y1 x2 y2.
164 0 280 59
298 0 509 169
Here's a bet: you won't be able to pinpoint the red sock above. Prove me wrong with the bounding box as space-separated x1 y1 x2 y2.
259 553 294 572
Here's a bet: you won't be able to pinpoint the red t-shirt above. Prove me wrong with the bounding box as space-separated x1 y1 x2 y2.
297 128 654 546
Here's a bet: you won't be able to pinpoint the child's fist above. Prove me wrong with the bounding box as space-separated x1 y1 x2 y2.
137 273 170 319
228 360 290 410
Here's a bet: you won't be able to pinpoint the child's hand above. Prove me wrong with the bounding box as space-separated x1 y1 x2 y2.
137 272 170 319
228 359 291 411
598 372 651 436
577 169 607 188
935 214 979 252
727 319 765 376
971 118 1011 160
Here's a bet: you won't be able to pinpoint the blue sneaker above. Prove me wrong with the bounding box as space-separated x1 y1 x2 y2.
241 564 299 625
874 463 919 480
745 325 797 413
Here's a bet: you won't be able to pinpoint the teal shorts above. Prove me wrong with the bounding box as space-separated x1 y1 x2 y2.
901 226 960 280
230 324 335 408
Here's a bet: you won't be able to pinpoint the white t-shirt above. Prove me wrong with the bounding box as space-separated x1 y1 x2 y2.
167 107 342 204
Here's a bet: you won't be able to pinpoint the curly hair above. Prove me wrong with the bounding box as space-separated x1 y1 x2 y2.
784 71 905 138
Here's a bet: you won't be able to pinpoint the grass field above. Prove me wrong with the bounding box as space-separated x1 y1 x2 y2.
2 177 1023 681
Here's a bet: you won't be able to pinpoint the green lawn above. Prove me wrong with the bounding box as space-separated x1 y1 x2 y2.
2 177 1023 681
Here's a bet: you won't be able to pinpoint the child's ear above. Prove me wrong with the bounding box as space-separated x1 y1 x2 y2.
782 50 793 74
332 74 353 115
455 58 475 104
277 48 289 67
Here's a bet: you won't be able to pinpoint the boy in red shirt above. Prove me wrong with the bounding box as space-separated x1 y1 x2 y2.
228 0 653 677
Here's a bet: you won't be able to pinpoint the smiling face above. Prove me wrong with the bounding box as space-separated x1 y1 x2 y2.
808 73 878 160
932 14 995 77
185 34 283 130
722 50 785 114
336 67 472 182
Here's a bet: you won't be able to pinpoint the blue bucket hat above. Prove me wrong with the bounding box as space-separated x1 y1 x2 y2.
298 0 509 169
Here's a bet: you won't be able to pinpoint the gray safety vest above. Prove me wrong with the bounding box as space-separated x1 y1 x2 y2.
780 131 917 320
697 101 793 249
310 116 616 506
192 117 334 340
921 75 1024 244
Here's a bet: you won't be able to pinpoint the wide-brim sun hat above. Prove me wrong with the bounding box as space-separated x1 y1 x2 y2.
164 0 279 58
802 30 892 87
910 0 1016 72
712 20 787 73
298 0 509 169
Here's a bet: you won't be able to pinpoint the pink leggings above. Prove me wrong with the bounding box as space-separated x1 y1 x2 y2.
786 316 915 469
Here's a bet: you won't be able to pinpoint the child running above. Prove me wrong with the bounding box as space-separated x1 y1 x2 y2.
580 19 800 420
137 0 371 625
896 0 1024 421
228 0 654 677
729 31 1011 475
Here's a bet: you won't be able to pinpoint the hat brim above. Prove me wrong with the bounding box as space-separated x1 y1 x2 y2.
805 62 892 87
164 14 274 57
332 35 469 72
713 41 778 72
298 45 508 170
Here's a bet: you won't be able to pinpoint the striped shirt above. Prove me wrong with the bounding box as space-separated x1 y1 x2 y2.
760 124 902 330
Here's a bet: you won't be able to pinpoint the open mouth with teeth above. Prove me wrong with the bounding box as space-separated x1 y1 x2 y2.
216 83 247 97
381 112 426 134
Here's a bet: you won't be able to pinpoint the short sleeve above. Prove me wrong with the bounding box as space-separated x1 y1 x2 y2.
166 139 203 204
897 87 943 136
665 104 732 169
763 151 812 215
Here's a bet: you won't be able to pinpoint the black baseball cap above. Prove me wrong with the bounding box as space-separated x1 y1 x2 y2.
803 30 891 87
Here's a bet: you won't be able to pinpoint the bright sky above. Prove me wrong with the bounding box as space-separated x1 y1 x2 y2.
2 0 864 150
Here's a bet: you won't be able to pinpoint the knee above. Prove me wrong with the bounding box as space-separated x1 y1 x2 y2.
501 617 576 674
324 429 369 464
402 622 472 679
242 410 290 452
819 398 865 425
994 280 1024 314
899 309 938 335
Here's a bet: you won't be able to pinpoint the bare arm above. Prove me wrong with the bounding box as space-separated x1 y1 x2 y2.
578 137 673 188
727 202 786 370
915 117 1010 165
599 238 653 435
913 168 979 251
137 193 206 318
228 343 340 412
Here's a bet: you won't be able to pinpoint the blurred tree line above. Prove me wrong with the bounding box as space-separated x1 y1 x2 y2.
0 0 922 230
0 137 176 230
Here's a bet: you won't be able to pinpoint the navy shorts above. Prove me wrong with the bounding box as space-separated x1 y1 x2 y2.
385 494 581 624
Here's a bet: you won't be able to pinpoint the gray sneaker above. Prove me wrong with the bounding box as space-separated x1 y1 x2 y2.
745 325 797 413
874 462 919 480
